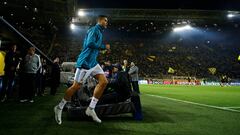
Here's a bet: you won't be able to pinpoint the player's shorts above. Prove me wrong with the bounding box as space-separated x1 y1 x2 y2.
74 64 104 83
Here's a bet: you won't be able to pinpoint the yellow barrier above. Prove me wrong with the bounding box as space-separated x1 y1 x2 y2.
0 51 6 76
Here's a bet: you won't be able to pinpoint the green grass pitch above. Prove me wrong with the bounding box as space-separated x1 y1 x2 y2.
0 84 240 135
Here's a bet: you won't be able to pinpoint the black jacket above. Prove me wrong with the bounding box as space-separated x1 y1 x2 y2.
4 51 19 74
51 63 60 86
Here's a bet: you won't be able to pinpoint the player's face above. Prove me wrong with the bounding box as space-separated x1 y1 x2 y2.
124 60 128 65
131 62 134 67
28 47 35 55
99 17 108 28
12 45 17 52
54 58 59 63
113 67 118 72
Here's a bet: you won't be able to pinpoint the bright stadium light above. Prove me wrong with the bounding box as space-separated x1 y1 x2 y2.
78 10 85 17
70 23 76 30
227 13 235 18
173 25 193 32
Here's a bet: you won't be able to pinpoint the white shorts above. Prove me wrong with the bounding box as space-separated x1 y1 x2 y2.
74 64 104 83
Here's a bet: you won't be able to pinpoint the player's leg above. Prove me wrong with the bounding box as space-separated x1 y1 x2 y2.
64 81 81 101
54 68 85 125
85 64 108 123
54 81 81 125
92 74 108 99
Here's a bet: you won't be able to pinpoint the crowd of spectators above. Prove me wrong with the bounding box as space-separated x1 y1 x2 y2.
0 45 61 103
1 26 240 103
15 24 240 80
99 38 239 79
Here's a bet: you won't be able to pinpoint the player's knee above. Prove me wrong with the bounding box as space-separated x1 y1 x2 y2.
71 83 81 90
100 79 108 87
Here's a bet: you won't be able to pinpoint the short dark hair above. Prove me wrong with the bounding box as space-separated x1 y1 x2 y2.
29 47 35 51
97 15 107 21
11 44 16 47
9 44 16 50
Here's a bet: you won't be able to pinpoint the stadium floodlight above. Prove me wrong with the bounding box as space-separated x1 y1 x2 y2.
227 13 235 18
173 25 193 32
70 23 76 30
78 10 85 17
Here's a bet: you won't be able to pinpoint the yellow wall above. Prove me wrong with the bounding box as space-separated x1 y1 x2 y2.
0 51 6 76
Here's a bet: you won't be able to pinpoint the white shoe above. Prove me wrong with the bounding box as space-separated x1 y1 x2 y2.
1 95 7 102
29 100 34 103
20 99 28 103
54 106 62 125
85 107 102 123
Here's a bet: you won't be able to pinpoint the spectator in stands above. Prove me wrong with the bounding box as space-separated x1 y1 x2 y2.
103 60 113 78
122 59 129 73
109 63 122 84
0 44 20 102
50 57 61 95
36 58 46 96
100 63 131 104
128 62 140 94
41 59 47 94
19 47 41 103
187 76 191 85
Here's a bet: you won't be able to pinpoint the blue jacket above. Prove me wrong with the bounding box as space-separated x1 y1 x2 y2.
76 24 106 69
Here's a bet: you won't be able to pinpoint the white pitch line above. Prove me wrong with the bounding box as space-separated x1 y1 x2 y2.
222 107 240 109
146 94 240 113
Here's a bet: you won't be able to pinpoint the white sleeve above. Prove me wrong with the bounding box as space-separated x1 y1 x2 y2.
36 54 42 71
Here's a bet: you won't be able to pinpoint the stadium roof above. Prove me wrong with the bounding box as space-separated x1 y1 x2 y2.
1 0 240 39
76 0 240 11
1 0 240 27
71 9 234 23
